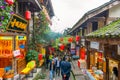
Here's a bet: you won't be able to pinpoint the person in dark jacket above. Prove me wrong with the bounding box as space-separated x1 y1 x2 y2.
56 56 61 76
61 57 71 80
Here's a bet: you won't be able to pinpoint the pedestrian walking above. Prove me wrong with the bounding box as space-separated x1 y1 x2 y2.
61 57 71 80
49 60 56 80
56 56 61 76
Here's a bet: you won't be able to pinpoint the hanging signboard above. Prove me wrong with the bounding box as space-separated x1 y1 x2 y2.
90 41 99 50
6 14 28 33
15 36 26 50
16 36 26 40
71 43 75 49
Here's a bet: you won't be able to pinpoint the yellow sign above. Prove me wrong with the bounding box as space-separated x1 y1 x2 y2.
0 36 13 40
16 36 26 40
6 14 28 32
0 36 13 56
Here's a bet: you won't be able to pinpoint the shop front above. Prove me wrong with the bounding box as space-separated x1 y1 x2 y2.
108 59 119 80
86 41 106 80
0 14 28 79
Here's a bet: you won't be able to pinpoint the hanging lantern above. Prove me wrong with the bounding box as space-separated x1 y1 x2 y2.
5 0 14 5
80 47 86 60
25 10 31 20
60 37 63 42
68 37 73 43
38 54 43 61
76 35 80 41
59 44 65 51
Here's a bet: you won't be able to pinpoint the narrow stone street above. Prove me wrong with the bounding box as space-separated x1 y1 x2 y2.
38 60 89 80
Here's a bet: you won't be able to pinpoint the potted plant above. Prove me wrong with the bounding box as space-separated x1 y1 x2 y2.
25 50 39 67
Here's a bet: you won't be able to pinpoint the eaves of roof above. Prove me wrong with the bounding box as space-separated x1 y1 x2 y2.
86 19 120 38
17 0 42 12
69 0 120 33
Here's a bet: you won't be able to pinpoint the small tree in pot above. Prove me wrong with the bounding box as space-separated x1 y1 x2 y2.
25 50 39 67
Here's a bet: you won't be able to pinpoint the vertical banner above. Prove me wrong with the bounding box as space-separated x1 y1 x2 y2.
15 36 26 50
76 45 80 56
15 36 26 59
0 36 13 57
71 43 76 55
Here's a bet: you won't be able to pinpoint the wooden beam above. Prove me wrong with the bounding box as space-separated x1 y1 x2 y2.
107 17 120 21
86 38 120 44
88 17 105 22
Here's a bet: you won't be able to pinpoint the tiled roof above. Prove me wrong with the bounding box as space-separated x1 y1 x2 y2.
86 19 120 38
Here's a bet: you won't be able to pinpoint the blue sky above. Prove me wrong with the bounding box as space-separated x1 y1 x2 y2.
50 0 110 33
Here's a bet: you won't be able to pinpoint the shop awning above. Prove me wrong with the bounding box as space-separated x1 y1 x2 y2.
86 19 120 38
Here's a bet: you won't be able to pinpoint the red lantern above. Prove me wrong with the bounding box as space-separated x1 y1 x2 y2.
25 10 31 20
80 47 86 60
59 44 65 51
5 0 14 5
60 37 63 42
76 35 80 41
38 54 43 60
68 37 73 43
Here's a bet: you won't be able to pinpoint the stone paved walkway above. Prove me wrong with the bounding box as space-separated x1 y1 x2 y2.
41 69 73 80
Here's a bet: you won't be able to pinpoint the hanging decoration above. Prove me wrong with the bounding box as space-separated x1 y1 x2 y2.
76 35 80 41
25 10 31 20
68 37 73 43
80 47 86 60
59 44 65 51
5 0 14 5
60 37 63 42
38 54 43 61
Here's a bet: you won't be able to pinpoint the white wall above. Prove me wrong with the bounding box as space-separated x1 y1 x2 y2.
109 4 120 17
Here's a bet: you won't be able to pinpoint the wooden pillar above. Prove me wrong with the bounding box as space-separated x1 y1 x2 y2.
106 58 109 80
118 62 120 80
98 20 104 29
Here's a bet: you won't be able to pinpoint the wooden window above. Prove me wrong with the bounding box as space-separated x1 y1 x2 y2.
92 22 98 31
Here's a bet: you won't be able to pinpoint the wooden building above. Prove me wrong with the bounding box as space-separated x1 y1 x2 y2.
69 0 120 80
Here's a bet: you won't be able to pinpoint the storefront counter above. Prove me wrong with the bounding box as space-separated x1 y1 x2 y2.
86 69 103 80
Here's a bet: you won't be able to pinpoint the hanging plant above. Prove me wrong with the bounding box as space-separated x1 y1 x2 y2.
0 0 14 32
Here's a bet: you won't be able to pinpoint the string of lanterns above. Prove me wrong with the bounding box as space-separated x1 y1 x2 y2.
59 35 80 43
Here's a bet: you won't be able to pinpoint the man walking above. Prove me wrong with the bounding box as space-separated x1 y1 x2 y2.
61 57 71 80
